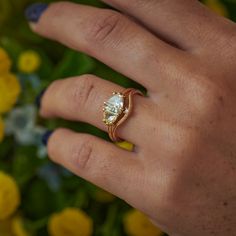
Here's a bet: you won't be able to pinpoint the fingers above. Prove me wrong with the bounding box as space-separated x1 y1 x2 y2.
28 1 185 91
47 128 143 202
101 0 233 50
40 74 150 145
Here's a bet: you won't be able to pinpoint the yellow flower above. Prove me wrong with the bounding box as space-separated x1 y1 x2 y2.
94 189 115 203
0 216 29 236
17 51 41 73
48 208 93 236
115 141 134 151
0 73 21 114
0 218 13 236
0 47 11 74
123 209 162 236
205 0 228 17
0 116 4 142
11 216 29 236
0 172 20 220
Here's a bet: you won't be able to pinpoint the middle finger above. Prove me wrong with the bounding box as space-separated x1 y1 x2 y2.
30 1 187 91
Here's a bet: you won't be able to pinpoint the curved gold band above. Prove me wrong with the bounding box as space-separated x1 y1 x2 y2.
103 88 144 142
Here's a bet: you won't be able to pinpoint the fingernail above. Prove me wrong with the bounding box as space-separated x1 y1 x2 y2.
42 130 53 146
35 89 46 109
25 3 48 23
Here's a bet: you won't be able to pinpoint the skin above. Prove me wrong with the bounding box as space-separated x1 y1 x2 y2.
29 1 236 235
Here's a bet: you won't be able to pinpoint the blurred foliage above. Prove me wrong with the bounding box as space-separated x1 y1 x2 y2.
0 0 236 235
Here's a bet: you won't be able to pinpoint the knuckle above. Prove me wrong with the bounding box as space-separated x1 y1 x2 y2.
68 75 96 111
188 75 227 119
70 136 94 170
85 10 124 45
157 176 187 217
213 25 236 50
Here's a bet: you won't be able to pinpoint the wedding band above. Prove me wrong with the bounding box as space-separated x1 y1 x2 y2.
103 88 144 142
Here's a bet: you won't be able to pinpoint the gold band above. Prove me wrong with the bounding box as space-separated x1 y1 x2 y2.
103 88 143 142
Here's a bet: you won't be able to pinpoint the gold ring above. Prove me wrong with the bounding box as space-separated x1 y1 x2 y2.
103 88 144 142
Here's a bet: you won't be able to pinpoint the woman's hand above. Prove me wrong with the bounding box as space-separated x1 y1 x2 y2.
25 1 236 235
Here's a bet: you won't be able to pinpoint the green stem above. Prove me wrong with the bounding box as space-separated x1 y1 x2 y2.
29 217 48 231
101 204 118 236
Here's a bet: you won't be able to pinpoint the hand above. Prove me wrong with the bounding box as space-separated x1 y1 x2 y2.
25 1 236 235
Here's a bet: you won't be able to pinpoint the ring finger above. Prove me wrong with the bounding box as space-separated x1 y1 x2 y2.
40 74 152 145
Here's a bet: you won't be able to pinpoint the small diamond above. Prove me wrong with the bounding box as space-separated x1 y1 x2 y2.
124 108 129 114
103 93 124 125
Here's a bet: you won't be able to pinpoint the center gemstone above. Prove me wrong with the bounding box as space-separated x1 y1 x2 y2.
103 93 124 125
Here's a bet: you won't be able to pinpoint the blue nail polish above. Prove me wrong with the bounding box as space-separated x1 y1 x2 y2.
35 89 46 109
42 130 53 146
25 3 48 23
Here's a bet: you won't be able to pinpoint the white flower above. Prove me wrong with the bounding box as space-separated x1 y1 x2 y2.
5 105 47 158
5 105 36 140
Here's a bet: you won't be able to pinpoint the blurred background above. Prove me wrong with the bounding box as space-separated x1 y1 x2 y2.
0 0 235 235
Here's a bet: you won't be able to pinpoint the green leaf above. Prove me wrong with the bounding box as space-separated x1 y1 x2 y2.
70 0 106 7
93 61 146 93
51 50 95 80
0 1 12 27
0 37 24 64
23 179 57 219
35 50 54 79
12 155 35 186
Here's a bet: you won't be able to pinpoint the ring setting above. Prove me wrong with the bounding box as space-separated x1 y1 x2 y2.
103 88 143 142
